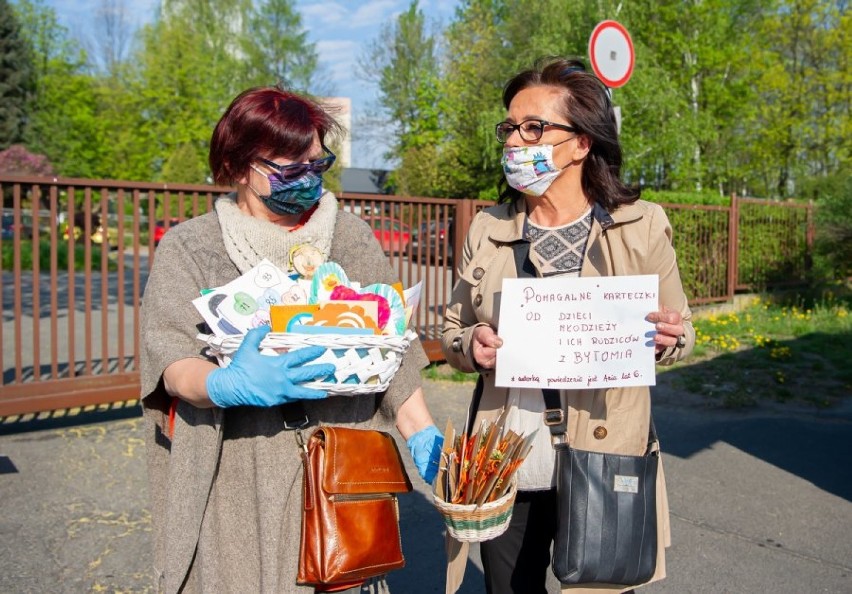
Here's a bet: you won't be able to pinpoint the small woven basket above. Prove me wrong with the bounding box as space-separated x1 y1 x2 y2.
433 480 517 542
197 330 416 396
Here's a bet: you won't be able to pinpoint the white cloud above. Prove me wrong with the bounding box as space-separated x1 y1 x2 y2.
299 0 401 31
45 0 160 35
299 1 349 28
316 39 363 85
350 0 400 28
317 39 360 63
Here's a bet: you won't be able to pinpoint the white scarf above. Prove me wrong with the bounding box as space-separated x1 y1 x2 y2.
215 190 338 275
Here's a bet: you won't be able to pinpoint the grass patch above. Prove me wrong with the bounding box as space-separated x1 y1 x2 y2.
661 292 852 409
2 239 118 272
422 362 478 383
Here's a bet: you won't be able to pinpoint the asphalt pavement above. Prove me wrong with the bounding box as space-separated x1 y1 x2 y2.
0 379 850 593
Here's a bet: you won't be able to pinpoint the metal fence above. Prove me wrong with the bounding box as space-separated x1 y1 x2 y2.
0 174 813 416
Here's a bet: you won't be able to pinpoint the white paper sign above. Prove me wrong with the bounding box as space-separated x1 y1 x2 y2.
495 275 659 390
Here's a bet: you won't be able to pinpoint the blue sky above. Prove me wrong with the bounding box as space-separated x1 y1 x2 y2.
41 0 460 168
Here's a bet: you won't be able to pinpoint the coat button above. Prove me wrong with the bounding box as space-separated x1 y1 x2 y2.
473 294 483 306
473 267 484 280
593 426 607 440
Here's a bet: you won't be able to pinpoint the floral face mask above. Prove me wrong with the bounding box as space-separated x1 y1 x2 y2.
500 144 563 197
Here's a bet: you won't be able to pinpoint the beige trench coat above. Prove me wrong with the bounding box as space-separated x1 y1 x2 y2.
441 198 695 594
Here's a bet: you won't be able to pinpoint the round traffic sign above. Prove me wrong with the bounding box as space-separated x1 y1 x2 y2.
588 20 634 88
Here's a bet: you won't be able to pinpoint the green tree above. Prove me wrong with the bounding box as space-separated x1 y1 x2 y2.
749 0 850 198
359 1 444 196
161 142 207 184
116 0 320 182
810 173 851 280
439 0 511 198
11 0 80 79
12 0 111 178
240 0 318 90
122 20 231 181
26 70 112 178
0 0 35 149
623 0 765 194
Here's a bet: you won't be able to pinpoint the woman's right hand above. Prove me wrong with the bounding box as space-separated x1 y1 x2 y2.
472 325 503 370
206 325 336 407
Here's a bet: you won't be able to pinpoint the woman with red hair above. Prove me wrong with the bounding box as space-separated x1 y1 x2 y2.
140 86 442 593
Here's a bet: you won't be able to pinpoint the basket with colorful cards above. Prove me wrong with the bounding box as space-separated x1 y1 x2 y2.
432 411 536 542
194 254 422 396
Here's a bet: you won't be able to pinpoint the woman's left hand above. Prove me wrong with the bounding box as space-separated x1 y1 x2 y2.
646 306 685 354
406 425 444 484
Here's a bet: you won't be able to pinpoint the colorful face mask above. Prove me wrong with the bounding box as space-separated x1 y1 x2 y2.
250 149 336 215
501 144 562 196
251 167 325 215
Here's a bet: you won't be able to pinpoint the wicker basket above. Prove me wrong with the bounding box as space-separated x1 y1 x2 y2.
433 480 517 542
197 329 417 396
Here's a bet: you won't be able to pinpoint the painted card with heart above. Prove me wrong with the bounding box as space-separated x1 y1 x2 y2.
360 283 406 336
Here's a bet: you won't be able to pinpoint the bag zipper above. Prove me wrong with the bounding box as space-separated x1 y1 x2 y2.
328 492 395 502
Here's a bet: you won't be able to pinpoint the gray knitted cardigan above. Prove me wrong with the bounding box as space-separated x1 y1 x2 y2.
140 197 428 593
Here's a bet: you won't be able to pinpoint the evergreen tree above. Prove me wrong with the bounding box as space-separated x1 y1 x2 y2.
0 0 35 149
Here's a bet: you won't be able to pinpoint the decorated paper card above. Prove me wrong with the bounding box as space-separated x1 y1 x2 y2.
495 275 659 390
269 302 380 333
312 301 380 333
192 259 297 336
402 281 423 327
269 304 321 332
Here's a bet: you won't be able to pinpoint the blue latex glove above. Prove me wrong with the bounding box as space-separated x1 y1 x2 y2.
206 325 336 407
407 424 444 484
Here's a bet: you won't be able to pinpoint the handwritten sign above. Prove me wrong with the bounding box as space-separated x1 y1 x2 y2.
495 275 658 390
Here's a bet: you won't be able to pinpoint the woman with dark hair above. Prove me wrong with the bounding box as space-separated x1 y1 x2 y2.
441 58 694 593
140 86 442 593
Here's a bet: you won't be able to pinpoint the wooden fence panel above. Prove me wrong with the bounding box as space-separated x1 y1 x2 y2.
0 174 813 416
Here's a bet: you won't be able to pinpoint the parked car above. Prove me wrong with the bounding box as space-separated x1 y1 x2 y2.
411 219 455 264
368 217 411 254
1 213 33 241
153 218 181 246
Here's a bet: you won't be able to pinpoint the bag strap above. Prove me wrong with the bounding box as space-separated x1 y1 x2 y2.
511 237 659 453
543 389 658 452
281 401 310 431
542 388 568 441
169 398 313 442
511 239 569 443
280 401 311 456
511 234 537 279
466 374 485 436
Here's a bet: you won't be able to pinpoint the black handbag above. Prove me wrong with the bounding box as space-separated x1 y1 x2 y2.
510 239 659 586
543 389 659 586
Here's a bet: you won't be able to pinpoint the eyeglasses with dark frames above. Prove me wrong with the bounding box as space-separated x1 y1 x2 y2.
495 119 577 144
257 145 336 181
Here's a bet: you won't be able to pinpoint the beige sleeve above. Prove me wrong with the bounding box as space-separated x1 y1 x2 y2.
647 204 695 366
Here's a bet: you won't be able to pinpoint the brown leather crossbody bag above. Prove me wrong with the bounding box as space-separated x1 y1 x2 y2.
297 426 413 590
